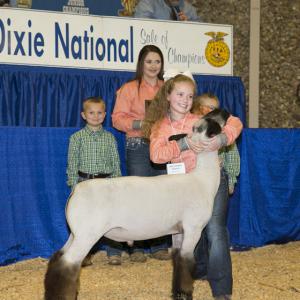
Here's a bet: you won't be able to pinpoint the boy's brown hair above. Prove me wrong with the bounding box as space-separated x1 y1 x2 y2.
82 97 106 112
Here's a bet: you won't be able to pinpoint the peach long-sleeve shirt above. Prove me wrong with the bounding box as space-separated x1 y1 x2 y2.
112 79 164 138
150 112 243 173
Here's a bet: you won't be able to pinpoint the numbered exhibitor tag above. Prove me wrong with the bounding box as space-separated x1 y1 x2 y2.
167 162 186 175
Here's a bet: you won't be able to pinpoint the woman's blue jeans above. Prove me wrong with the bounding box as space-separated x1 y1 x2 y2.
126 137 170 254
194 170 233 297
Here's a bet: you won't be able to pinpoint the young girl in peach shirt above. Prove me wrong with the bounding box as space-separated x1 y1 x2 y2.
143 74 242 300
143 75 242 172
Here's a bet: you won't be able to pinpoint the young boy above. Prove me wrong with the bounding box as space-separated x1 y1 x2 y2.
67 97 123 266
191 93 240 194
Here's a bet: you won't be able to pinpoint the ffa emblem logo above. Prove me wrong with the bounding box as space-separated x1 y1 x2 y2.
118 0 138 16
205 32 230 67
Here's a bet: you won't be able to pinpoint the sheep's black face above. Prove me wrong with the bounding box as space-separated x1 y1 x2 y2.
203 108 230 126
192 108 229 138
205 119 222 137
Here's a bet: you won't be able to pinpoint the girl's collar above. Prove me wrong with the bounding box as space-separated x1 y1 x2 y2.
168 111 191 122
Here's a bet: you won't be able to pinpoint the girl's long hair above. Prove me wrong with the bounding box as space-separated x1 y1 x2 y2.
142 74 197 139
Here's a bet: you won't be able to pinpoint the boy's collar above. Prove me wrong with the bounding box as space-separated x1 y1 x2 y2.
85 124 103 133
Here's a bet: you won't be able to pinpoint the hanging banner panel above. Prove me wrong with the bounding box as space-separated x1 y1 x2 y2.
0 7 233 75
10 0 124 16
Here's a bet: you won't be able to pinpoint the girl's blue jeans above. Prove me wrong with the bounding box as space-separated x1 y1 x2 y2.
194 169 233 297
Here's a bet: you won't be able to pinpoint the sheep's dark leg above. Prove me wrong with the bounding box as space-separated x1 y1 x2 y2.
44 250 81 300
171 249 194 300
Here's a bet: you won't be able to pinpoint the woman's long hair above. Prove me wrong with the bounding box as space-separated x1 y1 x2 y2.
142 74 197 139
134 45 164 87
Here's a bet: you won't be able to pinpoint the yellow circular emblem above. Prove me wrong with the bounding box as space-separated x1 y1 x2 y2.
205 32 230 68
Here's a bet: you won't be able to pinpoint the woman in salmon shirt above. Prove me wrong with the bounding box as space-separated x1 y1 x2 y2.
143 73 243 300
112 45 170 262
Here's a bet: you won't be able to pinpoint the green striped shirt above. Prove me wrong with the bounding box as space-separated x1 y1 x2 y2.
219 142 240 191
67 125 121 187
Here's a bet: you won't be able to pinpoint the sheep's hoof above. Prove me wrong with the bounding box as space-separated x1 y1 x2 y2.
172 292 193 300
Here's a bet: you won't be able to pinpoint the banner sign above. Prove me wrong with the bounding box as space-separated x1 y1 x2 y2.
0 8 233 75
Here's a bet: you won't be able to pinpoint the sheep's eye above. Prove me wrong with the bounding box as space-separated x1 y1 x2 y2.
198 126 205 133
192 126 198 132
193 125 204 133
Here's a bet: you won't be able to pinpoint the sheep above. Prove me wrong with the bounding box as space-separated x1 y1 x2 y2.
44 109 230 300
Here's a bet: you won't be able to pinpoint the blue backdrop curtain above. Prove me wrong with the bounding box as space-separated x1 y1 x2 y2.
0 64 246 127
0 127 299 266
0 127 126 265
230 129 300 246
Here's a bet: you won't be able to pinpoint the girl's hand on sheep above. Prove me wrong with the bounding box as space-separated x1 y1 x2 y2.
185 137 210 153
203 133 228 152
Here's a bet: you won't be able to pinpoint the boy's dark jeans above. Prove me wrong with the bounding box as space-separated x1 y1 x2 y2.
194 170 233 297
126 137 170 254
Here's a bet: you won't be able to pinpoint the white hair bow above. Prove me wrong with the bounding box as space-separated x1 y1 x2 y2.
163 69 194 81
